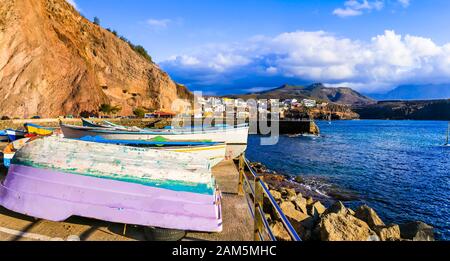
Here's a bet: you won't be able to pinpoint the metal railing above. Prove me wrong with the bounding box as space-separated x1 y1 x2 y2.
238 154 301 241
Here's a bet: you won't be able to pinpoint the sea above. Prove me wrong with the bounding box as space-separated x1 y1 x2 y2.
246 120 450 240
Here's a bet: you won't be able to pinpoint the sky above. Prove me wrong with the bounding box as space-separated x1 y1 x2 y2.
68 0 450 95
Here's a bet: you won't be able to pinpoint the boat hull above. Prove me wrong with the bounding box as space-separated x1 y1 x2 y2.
160 144 226 167
6 130 26 141
0 164 222 232
24 123 54 136
61 124 249 159
13 137 214 194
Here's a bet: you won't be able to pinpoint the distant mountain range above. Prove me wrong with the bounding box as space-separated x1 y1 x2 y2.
230 83 376 106
369 84 450 101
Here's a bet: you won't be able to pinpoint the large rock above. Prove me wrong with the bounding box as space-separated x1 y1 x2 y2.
280 188 297 201
0 0 192 118
354 205 385 229
374 225 401 241
293 196 308 214
280 201 309 223
319 213 379 241
309 201 326 218
399 222 435 241
323 201 348 216
269 190 282 201
271 221 291 241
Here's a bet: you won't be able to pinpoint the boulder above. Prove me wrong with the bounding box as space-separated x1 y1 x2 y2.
294 176 305 184
374 225 401 241
399 222 435 241
323 201 348 216
354 205 385 229
294 196 308 214
348 208 356 216
309 201 326 218
269 190 282 201
285 188 297 201
319 213 379 241
271 221 291 241
280 201 309 223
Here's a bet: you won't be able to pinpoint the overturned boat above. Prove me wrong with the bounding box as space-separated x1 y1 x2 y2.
0 137 222 232
61 123 249 159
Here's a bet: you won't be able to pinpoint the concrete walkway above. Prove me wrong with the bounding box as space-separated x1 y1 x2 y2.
0 155 253 241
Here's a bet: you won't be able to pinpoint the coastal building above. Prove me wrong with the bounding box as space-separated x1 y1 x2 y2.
303 99 317 108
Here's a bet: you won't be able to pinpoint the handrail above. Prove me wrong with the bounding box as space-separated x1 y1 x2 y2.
238 154 301 241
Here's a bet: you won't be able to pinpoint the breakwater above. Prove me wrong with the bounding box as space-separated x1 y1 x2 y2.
251 162 435 241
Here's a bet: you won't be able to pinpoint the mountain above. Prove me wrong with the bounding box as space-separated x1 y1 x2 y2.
353 99 450 120
231 83 376 106
0 0 192 118
369 84 450 101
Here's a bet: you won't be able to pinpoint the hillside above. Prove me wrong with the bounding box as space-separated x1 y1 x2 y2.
369 84 450 101
0 0 192 118
231 83 376 106
353 99 450 120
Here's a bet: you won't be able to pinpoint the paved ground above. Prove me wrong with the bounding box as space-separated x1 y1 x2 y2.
0 151 253 241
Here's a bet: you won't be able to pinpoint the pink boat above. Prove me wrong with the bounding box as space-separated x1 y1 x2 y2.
0 137 223 233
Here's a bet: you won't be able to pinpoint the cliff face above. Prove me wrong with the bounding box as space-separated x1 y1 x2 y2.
0 0 191 118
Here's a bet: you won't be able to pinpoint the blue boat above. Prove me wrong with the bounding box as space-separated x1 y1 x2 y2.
0 130 9 142
5 129 27 141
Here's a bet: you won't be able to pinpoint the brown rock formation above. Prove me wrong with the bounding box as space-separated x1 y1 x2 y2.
0 0 192 118
319 213 379 241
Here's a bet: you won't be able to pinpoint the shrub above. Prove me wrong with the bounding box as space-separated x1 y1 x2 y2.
133 107 147 118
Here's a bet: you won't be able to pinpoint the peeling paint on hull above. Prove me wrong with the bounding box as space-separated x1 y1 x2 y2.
0 164 222 232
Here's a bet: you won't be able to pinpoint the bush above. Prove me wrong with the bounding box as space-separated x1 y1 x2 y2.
133 107 147 118
133 45 152 62
99 104 122 116
1 116 10 121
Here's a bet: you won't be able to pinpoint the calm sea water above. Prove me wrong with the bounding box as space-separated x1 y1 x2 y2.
246 120 450 240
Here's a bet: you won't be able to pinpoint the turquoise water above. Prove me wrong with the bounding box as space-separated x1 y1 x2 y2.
246 120 450 240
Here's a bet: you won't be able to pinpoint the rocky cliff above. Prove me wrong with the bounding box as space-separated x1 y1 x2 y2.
0 0 192 118
354 99 450 120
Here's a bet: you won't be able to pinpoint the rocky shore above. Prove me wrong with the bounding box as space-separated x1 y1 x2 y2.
251 162 435 241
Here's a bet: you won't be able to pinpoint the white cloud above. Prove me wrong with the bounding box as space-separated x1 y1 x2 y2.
333 0 384 17
398 0 411 7
66 0 78 10
333 0 410 17
161 30 450 93
147 18 172 30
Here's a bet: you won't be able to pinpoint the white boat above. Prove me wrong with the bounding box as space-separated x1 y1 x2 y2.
61 124 249 159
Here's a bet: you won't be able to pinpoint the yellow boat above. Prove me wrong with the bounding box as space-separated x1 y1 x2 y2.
24 123 54 136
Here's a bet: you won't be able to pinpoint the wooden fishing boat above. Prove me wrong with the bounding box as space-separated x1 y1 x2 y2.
0 137 222 232
24 123 54 136
5 129 27 141
61 123 249 159
78 136 226 167
82 118 112 128
2 138 31 168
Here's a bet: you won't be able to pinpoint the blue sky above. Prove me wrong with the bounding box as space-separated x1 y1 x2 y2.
69 0 450 95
